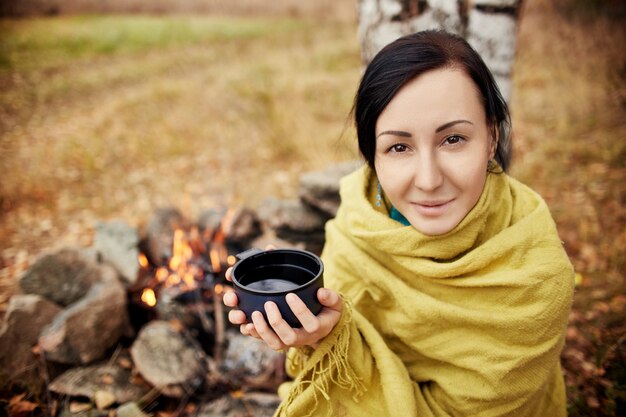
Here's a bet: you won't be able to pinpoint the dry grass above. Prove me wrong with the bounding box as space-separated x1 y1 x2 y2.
513 0 625 282
0 0 624 414
0 15 361 261
512 1 625 414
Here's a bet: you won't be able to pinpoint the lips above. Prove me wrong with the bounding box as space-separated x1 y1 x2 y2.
411 199 454 217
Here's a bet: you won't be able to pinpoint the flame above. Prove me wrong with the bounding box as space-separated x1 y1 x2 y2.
156 267 169 282
138 254 149 268
220 208 237 235
208 210 236 273
141 288 157 307
209 247 221 273
142 208 238 306
183 271 195 288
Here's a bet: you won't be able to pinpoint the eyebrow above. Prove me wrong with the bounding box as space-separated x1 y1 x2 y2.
376 119 474 138
435 119 473 133
376 130 412 138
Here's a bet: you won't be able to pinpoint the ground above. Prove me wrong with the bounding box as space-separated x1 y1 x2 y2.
0 0 624 415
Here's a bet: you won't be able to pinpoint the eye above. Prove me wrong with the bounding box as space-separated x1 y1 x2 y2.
389 144 408 153
443 135 465 146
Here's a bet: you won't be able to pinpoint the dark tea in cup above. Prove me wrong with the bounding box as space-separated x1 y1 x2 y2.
231 248 324 328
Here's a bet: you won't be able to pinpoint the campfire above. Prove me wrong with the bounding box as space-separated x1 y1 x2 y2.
136 220 237 310
0 162 357 417
130 211 246 365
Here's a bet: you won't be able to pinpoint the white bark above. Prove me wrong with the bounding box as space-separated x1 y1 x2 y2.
357 0 523 103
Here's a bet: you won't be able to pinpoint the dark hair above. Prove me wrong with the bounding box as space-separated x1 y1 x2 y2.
354 30 511 172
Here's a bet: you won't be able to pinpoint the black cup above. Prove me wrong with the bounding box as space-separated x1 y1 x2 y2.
231 248 324 328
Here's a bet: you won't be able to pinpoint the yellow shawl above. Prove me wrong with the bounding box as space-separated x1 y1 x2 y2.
276 166 574 417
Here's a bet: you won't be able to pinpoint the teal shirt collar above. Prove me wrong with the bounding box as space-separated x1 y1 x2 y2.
390 206 411 226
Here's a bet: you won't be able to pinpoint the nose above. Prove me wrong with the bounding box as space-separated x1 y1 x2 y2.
413 152 443 191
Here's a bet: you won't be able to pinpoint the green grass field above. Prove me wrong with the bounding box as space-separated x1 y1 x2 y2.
0 1 624 415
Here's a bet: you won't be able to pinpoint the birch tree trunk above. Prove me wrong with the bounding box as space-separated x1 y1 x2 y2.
357 0 524 103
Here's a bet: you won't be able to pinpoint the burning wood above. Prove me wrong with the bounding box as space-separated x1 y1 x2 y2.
137 225 230 309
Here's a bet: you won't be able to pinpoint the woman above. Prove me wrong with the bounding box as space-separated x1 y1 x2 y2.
224 30 574 416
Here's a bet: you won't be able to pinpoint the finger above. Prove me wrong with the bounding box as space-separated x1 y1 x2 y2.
228 309 247 325
265 301 298 345
225 266 234 282
239 323 256 337
240 322 260 338
222 290 239 307
251 310 284 351
265 244 277 251
285 293 320 334
317 288 342 312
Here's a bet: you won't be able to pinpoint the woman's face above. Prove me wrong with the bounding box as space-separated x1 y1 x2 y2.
374 68 495 236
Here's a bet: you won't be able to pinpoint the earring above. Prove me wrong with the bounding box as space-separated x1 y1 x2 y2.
376 182 382 207
487 159 497 171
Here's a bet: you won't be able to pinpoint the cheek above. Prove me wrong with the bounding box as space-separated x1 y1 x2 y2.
453 163 488 202
375 159 412 195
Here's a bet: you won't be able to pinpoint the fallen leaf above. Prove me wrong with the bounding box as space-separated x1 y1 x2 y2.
69 401 92 413
231 389 244 399
30 344 42 355
118 357 133 369
8 394 38 417
610 294 626 312
574 272 583 286
100 373 114 385
565 326 579 341
592 301 610 314
586 396 600 408
168 319 184 333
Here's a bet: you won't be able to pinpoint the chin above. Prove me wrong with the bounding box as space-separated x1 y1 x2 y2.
409 217 460 236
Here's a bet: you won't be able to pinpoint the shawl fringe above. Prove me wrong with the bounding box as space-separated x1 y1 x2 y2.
276 302 365 417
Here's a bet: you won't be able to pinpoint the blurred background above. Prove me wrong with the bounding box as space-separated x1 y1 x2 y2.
0 0 624 415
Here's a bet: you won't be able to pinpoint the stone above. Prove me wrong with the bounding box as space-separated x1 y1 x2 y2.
130 320 207 398
38 263 130 364
257 198 327 234
244 391 281 411
93 220 140 285
58 403 109 417
154 287 215 353
94 390 117 410
298 161 361 217
0 294 62 390
249 232 305 252
223 207 262 245
19 247 98 307
142 207 186 266
48 363 148 404
116 402 150 417
197 207 227 235
256 198 326 254
196 392 280 417
220 331 284 389
196 396 243 417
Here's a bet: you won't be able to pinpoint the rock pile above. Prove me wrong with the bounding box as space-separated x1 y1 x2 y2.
0 160 360 416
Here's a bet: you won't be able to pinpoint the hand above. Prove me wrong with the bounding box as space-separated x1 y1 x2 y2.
223 245 277 331
223 263 343 350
